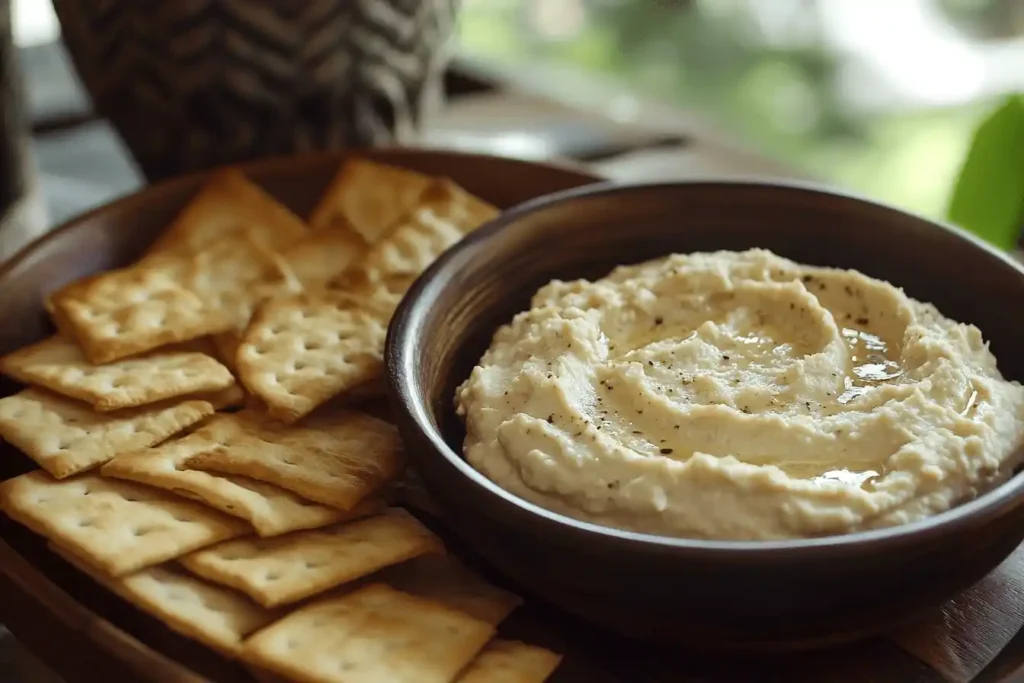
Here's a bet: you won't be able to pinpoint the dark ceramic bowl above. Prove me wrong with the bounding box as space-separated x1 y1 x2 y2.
385 180 1024 651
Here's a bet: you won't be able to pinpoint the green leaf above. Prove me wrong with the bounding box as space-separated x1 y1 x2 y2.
947 94 1024 251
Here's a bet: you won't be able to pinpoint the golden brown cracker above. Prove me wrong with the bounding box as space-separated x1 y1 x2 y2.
243 583 495 683
183 409 403 508
180 509 443 607
456 640 563 683
281 228 369 290
145 168 308 258
0 335 234 411
309 158 433 244
0 472 246 576
0 388 213 478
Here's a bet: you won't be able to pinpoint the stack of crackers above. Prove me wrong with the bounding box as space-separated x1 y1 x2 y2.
0 159 562 683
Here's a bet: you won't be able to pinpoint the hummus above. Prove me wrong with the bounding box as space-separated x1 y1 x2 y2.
455 249 1024 540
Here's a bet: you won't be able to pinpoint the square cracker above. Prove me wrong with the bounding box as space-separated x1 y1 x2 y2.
0 335 235 411
456 640 563 683
381 554 523 626
309 158 434 244
243 582 495 683
51 543 279 657
281 228 369 291
236 291 390 423
102 414 384 537
237 180 498 423
0 388 213 478
145 168 308 258
52 236 301 364
184 409 403 509
180 508 443 607
0 471 246 576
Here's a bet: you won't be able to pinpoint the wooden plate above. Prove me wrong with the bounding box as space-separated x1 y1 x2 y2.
0 149 602 683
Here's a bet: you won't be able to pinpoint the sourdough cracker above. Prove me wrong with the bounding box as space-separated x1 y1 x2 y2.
180 509 443 607
0 388 213 478
0 472 246 576
102 416 383 536
456 640 563 683
243 583 495 683
236 291 389 423
382 554 523 626
145 168 308 258
184 409 403 508
0 335 234 411
51 542 279 657
309 158 433 243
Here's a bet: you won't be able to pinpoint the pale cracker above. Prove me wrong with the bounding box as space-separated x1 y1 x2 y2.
456 640 563 683
102 415 384 536
184 409 403 508
236 291 390 423
309 158 433 244
180 508 443 607
382 553 523 626
0 335 235 411
50 542 279 657
145 168 308 258
197 383 248 411
0 388 213 478
0 471 246 576
243 582 495 683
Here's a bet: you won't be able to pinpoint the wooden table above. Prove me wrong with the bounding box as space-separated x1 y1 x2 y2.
2 53 1023 683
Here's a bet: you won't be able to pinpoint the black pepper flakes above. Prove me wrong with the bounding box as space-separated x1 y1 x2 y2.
722 354 731 361
855 317 869 325
654 317 664 326
547 414 554 424
660 448 674 455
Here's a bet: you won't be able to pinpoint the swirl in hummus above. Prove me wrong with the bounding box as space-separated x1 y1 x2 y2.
455 249 1024 540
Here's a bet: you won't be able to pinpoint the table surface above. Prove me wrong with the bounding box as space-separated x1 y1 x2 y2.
1 42 1023 683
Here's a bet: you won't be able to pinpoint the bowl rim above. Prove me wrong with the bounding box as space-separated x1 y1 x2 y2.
386 177 1024 556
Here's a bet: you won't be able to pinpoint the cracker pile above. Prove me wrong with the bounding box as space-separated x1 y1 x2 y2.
0 159 561 683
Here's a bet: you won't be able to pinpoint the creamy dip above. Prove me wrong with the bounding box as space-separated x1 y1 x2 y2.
455 249 1024 540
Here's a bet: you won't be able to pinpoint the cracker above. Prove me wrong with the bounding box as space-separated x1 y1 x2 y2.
236 291 389 423
51 217 302 365
456 640 563 683
145 168 308 258
243 582 495 683
282 228 369 290
0 471 246 576
51 543 279 657
102 415 384 536
309 158 434 244
0 336 235 411
180 509 442 607
198 383 248 411
184 409 402 508
382 554 523 626
0 388 213 478
211 330 244 374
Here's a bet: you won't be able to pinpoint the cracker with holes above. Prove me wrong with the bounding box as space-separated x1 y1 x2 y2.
243 582 496 683
382 554 523 626
0 336 235 411
49 179 307 364
180 508 443 607
144 168 308 258
281 228 369 291
309 157 434 243
51 544 280 657
102 414 385 536
456 640 563 683
0 472 246 576
0 388 214 478
236 291 390 423
237 180 498 423
184 409 403 509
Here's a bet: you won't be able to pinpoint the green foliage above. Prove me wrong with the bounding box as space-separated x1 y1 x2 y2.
947 95 1024 251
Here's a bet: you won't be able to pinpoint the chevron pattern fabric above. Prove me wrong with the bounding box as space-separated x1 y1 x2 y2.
52 0 460 180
